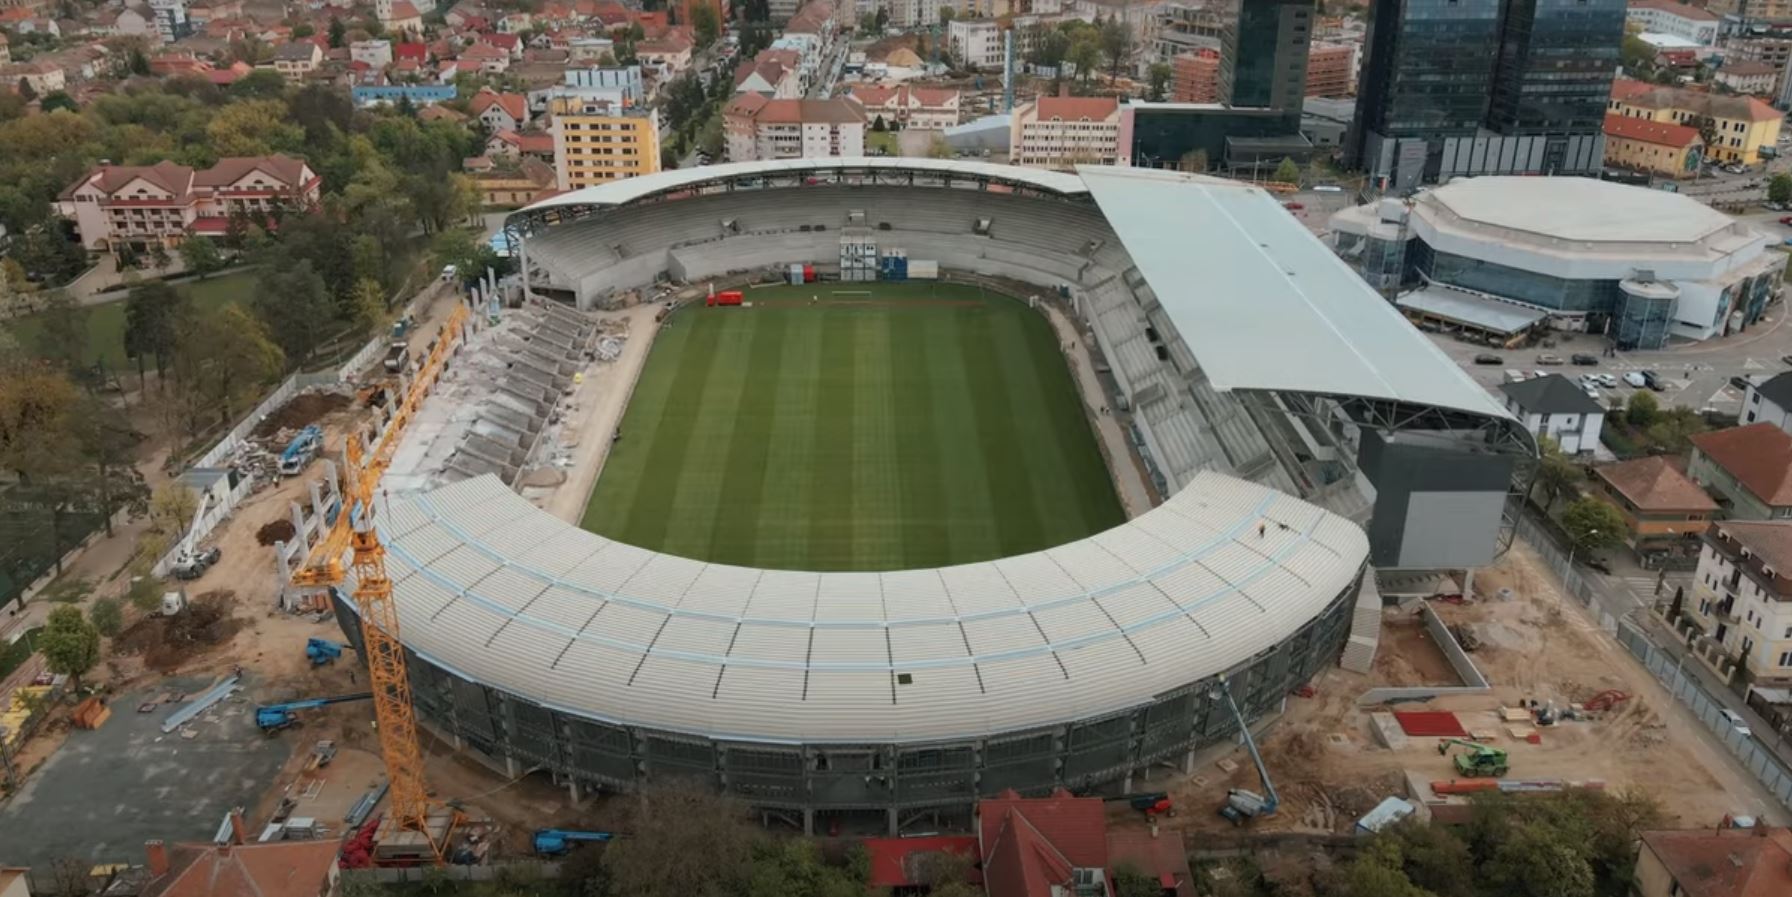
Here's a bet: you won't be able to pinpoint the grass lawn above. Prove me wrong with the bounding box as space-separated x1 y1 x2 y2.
582 282 1125 571
3 270 257 370
866 130 900 156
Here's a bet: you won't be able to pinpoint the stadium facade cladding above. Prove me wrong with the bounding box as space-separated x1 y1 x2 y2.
334 160 1526 831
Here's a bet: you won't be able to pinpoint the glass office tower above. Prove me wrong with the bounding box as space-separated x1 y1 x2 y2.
1219 0 1315 112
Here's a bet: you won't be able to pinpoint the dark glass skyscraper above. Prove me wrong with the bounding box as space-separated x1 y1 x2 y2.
1348 0 1625 187
1219 0 1315 112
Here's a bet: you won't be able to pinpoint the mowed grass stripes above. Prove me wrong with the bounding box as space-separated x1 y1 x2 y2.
581 282 1124 571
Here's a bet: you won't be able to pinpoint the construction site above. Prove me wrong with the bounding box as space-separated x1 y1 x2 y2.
3 163 1790 892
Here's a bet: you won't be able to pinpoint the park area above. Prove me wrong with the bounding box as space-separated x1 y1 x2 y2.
581 282 1125 571
1 271 256 371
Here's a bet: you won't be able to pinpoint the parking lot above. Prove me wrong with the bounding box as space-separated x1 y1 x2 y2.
1428 312 1792 417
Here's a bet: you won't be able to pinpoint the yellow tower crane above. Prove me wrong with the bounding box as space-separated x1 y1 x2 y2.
345 419 461 864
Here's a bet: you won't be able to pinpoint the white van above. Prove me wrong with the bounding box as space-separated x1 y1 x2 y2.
1503 369 1526 384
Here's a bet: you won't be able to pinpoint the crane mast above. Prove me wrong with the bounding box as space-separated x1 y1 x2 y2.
346 434 456 863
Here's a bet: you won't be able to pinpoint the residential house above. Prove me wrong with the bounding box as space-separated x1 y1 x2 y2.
723 94 866 162
1687 522 1792 685
1689 424 1792 520
1593 456 1718 552
485 129 554 162
471 88 530 132
137 835 341 897
271 39 322 80
350 38 392 68
92 5 154 39
2 60 65 94
1497 374 1606 455
734 57 801 98
0 867 28 897
1009 89 1129 169
1625 0 1719 48
840 83 961 129
374 0 423 35
418 104 467 124
634 31 692 77
394 41 429 64
568 36 617 64
1717 60 1780 96
483 32 523 57
148 0 192 43
469 156 556 207
548 94 661 190
1633 827 1792 897
57 155 322 251
1603 113 1703 178
1744 372 1792 434
976 788 1195 897
1171 49 1219 103
1608 78 1784 165
458 42 510 72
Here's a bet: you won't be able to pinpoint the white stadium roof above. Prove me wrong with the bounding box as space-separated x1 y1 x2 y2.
1078 166 1510 420
517 157 1089 213
376 471 1367 744
1418 175 1735 246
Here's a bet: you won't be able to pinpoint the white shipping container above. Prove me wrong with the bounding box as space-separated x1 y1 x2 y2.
909 260 940 279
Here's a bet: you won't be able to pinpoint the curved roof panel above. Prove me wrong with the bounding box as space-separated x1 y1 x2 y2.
376 471 1367 744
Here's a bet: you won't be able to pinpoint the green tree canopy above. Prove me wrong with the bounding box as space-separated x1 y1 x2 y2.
1770 173 1792 204
40 604 100 690
1273 156 1301 185
1625 390 1659 427
1561 497 1626 555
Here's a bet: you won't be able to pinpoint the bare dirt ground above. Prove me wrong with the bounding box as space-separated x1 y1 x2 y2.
1118 545 1788 839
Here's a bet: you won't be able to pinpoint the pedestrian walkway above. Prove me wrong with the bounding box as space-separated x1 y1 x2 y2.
1039 304 1156 519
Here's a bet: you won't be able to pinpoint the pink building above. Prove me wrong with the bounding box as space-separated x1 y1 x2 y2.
57 155 322 252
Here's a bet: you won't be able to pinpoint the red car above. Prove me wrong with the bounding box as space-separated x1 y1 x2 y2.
1779 216 1792 225
1283 201 1305 211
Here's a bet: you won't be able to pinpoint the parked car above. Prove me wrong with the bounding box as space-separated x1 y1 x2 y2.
1503 369 1527 383
1623 371 1648 388
1571 353 1598 366
1719 709 1753 737
1597 373 1618 388
1732 375 1755 390
1779 216 1792 226
1537 353 1564 365
1641 370 1665 391
1474 353 1504 365
1586 557 1613 575
1768 202 1787 212
1283 201 1305 211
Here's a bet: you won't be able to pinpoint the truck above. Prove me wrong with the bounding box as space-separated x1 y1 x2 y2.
383 340 411 373
171 545 222 580
278 425 322 477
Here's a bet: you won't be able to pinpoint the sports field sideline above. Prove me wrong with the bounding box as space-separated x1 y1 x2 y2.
581 281 1125 572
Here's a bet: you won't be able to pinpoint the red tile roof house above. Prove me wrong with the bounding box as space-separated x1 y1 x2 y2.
1688 423 1792 521
975 789 1191 897
137 835 341 897
55 155 321 252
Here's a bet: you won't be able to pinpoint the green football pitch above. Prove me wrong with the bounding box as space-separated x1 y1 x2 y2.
580 282 1126 571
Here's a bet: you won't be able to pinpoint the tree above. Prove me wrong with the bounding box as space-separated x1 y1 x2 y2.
227 68 289 100
1098 17 1130 81
1180 148 1209 172
90 597 122 638
328 16 347 48
928 137 954 158
1113 864 1162 897
859 10 878 34
1273 156 1301 185
251 262 329 364
33 290 89 378
872 114 887 132
348 278 385 333
1620 34 1657 75
1067 36 1100 85
168 302 283 433
939 5 956 24
178 237 227 279
601 782 759 897
17 77 37 104
40 605 100 692
1770 172 1792 204
292 22 315 38
38 91 77 114
1529 435 1580 511
1625 390 1659 427
1560 497 1625 556
123 281 190 383
1647 406 1706 453
692 3 721 48
1147 62 1171 101
207 98 304 156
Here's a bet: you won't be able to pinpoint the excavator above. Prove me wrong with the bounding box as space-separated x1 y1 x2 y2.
1215 679 1280 825
1437 738 1510 778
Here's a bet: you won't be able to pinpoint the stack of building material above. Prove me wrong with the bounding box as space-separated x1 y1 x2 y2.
71 696 111 729
1392 711 1469 738
1340 567 1381 673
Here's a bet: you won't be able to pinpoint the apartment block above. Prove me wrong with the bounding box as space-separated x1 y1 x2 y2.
1686 521 1792 685
1171 49 1219 103
1304 41 1354 97
723 95 867 161
1009 90 1131 169
548 95 662 191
